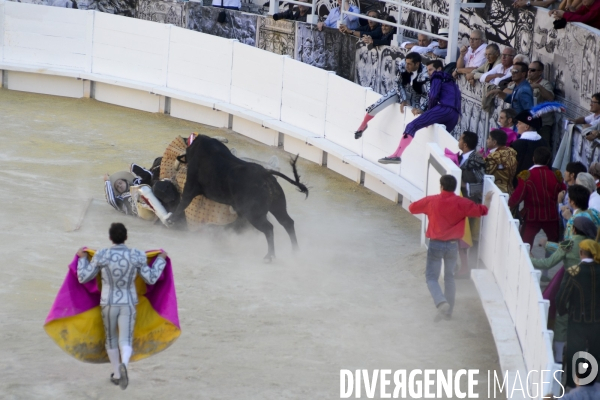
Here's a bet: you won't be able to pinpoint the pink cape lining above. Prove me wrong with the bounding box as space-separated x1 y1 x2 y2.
543 266 565 319
45 250 179 329
444 148 460 166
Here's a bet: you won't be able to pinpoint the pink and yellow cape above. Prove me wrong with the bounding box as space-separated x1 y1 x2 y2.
44 250 181 363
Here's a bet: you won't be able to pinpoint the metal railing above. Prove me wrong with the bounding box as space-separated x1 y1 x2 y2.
269 0 485 64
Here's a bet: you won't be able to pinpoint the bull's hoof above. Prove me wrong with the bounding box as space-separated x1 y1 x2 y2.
263 254 274 263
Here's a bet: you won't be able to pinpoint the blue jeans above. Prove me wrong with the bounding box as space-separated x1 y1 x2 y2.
426 239 458 315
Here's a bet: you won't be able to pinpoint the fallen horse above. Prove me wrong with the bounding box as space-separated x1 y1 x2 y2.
168 134 309 262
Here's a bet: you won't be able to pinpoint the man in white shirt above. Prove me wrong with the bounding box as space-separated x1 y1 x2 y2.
479 47 516 85
317 0 360 31
570 92 600 127
453 30 487 79
401 34 439 55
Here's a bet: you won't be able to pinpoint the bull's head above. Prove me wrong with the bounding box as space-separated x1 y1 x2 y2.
174 153 187 172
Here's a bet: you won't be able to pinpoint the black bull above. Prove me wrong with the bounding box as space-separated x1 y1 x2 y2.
167 135 309 261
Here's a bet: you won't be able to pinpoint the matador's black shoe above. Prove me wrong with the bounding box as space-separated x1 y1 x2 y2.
110 373 120 386
119 364 129 390
355 129 364 140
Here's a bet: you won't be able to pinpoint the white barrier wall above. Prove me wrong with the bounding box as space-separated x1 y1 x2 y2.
92 12 170 86
280 57 329 137
167 27 234 103
479 177 562 398
324 74 366 157
2 3 92 71
230 42 283 120
0 3 558 392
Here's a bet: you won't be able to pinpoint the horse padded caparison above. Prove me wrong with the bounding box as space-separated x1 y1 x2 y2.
167 134 308 262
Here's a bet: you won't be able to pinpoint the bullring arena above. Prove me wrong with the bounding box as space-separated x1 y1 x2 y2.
0 88 499 399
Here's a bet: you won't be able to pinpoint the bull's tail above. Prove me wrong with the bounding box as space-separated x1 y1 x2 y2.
269 154 309 198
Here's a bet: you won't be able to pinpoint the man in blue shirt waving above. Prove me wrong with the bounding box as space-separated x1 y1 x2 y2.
488 62 534 114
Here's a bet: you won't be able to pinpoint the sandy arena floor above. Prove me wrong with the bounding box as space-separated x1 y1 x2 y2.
0 88 501 399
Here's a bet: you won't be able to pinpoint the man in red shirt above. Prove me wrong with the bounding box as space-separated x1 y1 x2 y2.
508 147 565 248
409 175 490 321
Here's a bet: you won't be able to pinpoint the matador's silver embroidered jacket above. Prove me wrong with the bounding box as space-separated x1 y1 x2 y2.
77 244 166 306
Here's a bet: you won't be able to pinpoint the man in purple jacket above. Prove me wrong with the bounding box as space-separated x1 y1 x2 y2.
379 60 462 164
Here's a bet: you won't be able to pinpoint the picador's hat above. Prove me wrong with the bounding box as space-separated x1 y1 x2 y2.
515 102 566 132
515 110 542 131
109 171 135 194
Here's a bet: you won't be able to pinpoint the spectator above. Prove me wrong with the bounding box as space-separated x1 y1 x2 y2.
212 0 240 10
514 54 530 65
317 0 360 31
576 172 600 212
362 16 397 47
480 47 516 85
508 146 565 248
497 108 519 146
528 61 556 144
511 109 550 175
425 28 459 59
550 0 600 30
466 43 500 86
556 238 600 388
531 216 598 364
513 0 558 8
589 162 600 188
484 129 518 194
453 30 487 78
488 62 534 114
588 163 600 222
408 175 490 322
341 9 381 38
272 0 311 22
559 0 583 10
496 54 531 91
401 33 438 55
378 60 461 164
546 184 600 254
576 172 597 198
354 52 429 139
570 92 600 128
558 162 588 232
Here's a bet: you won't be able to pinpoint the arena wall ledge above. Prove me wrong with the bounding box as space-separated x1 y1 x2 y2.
0 1 562 397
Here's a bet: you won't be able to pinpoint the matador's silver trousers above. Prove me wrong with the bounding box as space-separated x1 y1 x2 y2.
365 89 402 116
101 304 136 350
